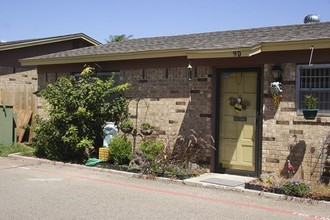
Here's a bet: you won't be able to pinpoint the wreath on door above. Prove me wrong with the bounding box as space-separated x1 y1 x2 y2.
229 96 250 112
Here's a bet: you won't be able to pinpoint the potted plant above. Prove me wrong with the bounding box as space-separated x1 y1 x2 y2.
120 118 134 133
140 122 152 136
302 94 318 120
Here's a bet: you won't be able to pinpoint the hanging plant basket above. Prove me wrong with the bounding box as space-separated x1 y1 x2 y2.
302 109 318 120
141 128 152 136
120 126 133 134
140 122 152 136
120 118 134 134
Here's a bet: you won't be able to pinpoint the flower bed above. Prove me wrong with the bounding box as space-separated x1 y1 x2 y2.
245 178 330 201
95 161 205 180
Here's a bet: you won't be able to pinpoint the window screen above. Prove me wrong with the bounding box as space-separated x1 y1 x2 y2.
296 64 330 115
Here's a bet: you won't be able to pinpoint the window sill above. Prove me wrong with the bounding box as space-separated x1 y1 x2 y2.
293 117 330 126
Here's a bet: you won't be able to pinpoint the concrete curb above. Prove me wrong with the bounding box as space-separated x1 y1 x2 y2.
7 153 330 205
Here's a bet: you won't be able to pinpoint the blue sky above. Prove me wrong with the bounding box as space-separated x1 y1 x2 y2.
1 0 330 43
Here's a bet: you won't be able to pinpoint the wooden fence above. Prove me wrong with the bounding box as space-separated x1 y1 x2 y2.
0 68 38 142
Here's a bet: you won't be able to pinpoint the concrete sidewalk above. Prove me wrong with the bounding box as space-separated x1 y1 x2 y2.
185 172 256 189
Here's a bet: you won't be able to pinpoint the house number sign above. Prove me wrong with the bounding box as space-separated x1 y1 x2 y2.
233 51 241 57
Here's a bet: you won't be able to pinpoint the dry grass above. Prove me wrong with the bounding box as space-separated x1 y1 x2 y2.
308 182 330 200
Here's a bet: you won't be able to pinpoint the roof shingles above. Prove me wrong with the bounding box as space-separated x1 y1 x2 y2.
23 22 330 61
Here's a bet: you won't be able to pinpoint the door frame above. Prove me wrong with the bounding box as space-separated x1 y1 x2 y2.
214 68 263 177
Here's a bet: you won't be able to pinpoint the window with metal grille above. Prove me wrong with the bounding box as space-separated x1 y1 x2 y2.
296 64 330 115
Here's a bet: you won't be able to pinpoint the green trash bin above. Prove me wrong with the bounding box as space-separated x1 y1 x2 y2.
0 105 17 145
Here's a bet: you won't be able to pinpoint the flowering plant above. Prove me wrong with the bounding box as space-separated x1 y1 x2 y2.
269 82 283 107
281 179 311 197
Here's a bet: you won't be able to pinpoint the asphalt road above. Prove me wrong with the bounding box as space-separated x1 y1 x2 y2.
0 157 329 220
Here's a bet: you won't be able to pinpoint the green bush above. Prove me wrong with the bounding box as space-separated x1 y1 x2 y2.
108 136 132 165
31 66 130 163
139 140 164 161
281 180 311 197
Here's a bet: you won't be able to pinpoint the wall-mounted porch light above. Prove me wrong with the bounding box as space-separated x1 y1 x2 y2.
187 64 192 81
271 64 283 82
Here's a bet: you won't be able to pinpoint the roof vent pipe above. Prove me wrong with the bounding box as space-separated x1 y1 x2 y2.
304 14 320 23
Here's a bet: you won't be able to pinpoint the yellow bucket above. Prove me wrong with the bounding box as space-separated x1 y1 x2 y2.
99 148 109 161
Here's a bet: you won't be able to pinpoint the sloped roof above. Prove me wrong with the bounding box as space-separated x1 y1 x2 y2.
21 22 330 66
0 33 101 52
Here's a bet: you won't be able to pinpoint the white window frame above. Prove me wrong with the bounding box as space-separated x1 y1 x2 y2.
296 64 330 116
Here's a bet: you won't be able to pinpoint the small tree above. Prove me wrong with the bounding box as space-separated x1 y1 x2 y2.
105 34 133 43
31 66 130 163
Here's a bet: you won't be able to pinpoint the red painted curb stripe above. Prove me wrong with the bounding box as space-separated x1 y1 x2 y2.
32 167 330 220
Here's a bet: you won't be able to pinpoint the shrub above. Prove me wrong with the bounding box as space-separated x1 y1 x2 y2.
108 136 132 165
30 66 130 163
138 140 165 176
281 179 311 197
139 140 164 161
137 136 208 179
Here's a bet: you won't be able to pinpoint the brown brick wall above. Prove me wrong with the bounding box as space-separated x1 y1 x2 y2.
122 66 213 160
262 63 329 181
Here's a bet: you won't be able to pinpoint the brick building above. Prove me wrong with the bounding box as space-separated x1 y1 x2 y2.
21 20 330 181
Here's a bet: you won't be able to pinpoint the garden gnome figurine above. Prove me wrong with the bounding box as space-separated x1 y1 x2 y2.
103 122 118 148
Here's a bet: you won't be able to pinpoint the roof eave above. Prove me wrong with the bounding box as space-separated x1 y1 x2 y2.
20 49 187 66
258 39 330 53
0 34 101 52
187 39 330 59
